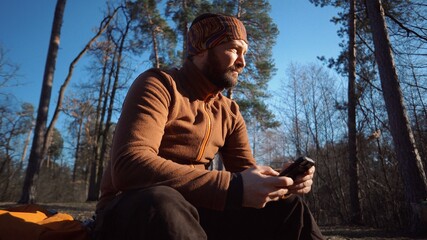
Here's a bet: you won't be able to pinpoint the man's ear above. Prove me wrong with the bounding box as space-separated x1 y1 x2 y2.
192 50 208 69
197 50 208 59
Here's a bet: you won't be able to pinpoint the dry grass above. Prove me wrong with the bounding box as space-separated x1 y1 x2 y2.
321 225 425 240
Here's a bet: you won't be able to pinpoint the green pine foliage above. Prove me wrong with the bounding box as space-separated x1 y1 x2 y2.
209 0 280 130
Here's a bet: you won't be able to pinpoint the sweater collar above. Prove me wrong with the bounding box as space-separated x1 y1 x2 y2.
179 60 222 101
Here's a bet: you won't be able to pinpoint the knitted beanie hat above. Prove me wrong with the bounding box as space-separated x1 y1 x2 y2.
187 13 248 57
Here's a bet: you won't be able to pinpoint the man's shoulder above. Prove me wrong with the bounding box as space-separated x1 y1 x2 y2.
140 67 176 82
132 67 180 91
216 93 242 117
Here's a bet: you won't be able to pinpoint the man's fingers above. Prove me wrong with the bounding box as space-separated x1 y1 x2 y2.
289 179 313 189
258 165 280 176
292 166 315 183
273 176 294 187
268 188 288 199
288 179 313 194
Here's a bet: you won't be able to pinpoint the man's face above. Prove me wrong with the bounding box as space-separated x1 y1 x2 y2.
201 40 248 89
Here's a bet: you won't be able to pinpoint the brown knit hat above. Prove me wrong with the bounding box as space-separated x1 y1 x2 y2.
187 13 248 57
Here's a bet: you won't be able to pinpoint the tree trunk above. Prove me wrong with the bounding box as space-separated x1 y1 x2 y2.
18 0 66 204
180 0 188 63
87 14 131 201
348 0 362 225
95 19 131 199
72 118 83 182
366 0 427 233
148 15 161 68
293 77 302 156
87 44 116 201
20 127 33 166
87 38 112 198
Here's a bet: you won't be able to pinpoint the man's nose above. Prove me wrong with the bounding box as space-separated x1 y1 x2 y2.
236 54 246 69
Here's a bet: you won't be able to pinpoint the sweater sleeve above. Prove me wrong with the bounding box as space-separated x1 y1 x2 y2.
220 102 257 172
110 71 230 211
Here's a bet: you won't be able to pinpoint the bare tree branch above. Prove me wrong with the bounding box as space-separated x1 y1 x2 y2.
384 11 427 42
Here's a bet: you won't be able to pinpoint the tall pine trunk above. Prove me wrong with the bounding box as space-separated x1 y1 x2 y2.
18 0 66 204
366 0 427 233
348 0 362 225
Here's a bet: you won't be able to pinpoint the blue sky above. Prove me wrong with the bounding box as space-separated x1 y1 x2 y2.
0 0 341 109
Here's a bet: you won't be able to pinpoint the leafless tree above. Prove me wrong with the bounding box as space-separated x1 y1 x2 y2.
0 46 20 92
87 6 132 201
366 0 427 233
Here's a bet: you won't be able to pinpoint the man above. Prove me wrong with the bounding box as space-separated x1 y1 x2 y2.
94 13 325 240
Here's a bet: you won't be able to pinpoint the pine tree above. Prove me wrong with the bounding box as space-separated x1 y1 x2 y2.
165 0 211 63
128 0 178 68
366 0 427 233
210 0 280 131
19 0 67 204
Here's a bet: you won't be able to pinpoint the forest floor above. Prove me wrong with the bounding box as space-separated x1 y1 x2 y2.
1 202 426 240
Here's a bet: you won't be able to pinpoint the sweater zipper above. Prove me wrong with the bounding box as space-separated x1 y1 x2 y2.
195 101 212 164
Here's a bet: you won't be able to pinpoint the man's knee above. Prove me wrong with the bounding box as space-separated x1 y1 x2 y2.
94 186 206 240
142 186 185 205
118 185 183 204
140 186 199 218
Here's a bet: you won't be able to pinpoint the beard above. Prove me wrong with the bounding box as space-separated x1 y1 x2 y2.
202 49 241 89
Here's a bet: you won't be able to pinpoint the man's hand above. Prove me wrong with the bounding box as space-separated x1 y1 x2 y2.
240 166 293 209
287 166 315 195
280 161 315 195
240 165 316 209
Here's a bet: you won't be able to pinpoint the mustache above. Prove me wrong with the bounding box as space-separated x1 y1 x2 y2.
228 65 244 74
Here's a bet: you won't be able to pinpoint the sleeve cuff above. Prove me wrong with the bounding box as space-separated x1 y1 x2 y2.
225 172 243 210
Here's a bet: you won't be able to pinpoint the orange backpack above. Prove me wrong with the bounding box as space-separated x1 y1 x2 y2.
0 204 91 240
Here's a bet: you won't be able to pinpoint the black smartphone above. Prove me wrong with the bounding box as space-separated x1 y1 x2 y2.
279 156 315 179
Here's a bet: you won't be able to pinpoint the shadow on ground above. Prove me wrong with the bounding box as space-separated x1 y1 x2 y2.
321 225 427 240
2 202 427 239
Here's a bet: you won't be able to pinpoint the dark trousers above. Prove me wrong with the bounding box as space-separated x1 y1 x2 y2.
94 186 325 240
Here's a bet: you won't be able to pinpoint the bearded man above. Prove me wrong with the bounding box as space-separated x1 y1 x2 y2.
94 13 325 240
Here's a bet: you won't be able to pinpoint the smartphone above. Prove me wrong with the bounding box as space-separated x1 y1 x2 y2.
279 156 315 179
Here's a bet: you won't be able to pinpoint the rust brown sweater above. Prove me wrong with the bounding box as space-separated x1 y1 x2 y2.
97 60 256 212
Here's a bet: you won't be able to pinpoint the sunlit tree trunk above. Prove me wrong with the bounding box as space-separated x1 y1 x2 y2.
366 0 427 233
348 0 362 225
19 0 66 204
150 20 160 68
20 128 33 166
